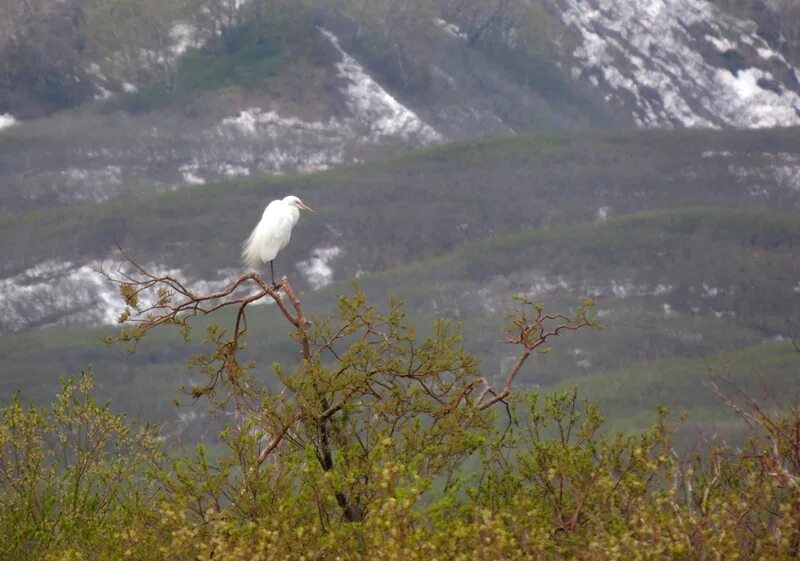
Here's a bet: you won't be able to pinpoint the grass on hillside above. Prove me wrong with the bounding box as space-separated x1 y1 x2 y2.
2 129 798 442
2 127 800 279
2 204 798 440
2 313 795 448
554 341 800 442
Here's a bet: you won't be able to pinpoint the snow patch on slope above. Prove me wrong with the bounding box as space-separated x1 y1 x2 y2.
297 246 342 290
560 0 800 128
5 27 444 205
216 109 347 174
0 261 240 333
727 152 800 203
170 22 204 56
59 166 123 202
179 164 206 185
212 29 440 177
87 22 205 99
433 18 468 42
0 114 17 131
319 28 442 143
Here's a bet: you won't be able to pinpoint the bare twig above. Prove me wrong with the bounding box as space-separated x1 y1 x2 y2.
477 299 596 410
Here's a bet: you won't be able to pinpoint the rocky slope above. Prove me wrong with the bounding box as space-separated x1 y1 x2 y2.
555 0 800 128
2 0 800 331
3 1 800 214
1 0 799 438
1 127 798 334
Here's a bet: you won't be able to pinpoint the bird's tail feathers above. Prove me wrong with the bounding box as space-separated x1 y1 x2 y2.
241 228 263 270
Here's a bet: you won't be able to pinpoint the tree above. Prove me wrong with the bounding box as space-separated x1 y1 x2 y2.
182 0 310 54
185 0 247 53
0 374 161 560
0 0 94 114
2 255 800 558
104 252 595 526
333 0 437 91
86 0 187 91
437 0 513 46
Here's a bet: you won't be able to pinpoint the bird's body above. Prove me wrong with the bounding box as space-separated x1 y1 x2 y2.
242 195 313 284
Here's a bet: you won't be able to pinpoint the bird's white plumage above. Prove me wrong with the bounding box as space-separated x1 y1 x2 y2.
242 196 308 270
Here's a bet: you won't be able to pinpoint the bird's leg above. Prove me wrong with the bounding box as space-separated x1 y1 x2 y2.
270 260 276 288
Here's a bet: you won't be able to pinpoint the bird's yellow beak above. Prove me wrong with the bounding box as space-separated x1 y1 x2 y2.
299 201 314 213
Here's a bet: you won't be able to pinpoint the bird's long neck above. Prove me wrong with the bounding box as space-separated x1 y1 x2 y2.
288 206 300 225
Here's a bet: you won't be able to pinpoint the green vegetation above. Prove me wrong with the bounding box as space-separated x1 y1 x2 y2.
2 123 799 458
115 2 320 111
339 205 799 383
3 127 799 275
3 2 800 556
2 284 799 560
2 192 798 440
0 0 579 119
0 0 315 116
0 374 161 559
556 341 800 436
1 199 798 443
174 33 287 93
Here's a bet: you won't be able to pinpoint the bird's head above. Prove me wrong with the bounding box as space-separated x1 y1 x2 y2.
283 195 314 213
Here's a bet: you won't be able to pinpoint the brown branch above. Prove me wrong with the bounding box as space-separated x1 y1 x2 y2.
478 349 530 411
101 249 313 464
709 378 798 490
477 301 595 410
257 414 302 467
280 276 311 361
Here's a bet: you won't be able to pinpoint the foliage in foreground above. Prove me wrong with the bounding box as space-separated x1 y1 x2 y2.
1 269 798 560
2 378 799 560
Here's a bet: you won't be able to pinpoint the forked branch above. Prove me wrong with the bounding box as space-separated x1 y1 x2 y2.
476 297 597 410
709 378 799 490
103 251 595 466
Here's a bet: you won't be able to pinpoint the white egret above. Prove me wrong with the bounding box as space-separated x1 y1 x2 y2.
242 195 314 285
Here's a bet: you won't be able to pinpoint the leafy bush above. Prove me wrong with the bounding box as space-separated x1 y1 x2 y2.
2 271 799 559
0 373 161 560
5 379 800 559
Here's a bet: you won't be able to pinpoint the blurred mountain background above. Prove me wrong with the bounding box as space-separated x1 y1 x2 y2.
1 0 799 444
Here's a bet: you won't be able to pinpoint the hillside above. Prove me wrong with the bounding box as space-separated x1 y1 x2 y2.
4 0 800 214
2 127 799 326
1 0 800 444
1 130 799 443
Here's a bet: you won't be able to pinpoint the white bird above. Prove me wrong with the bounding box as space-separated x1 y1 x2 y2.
242 195 314 285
